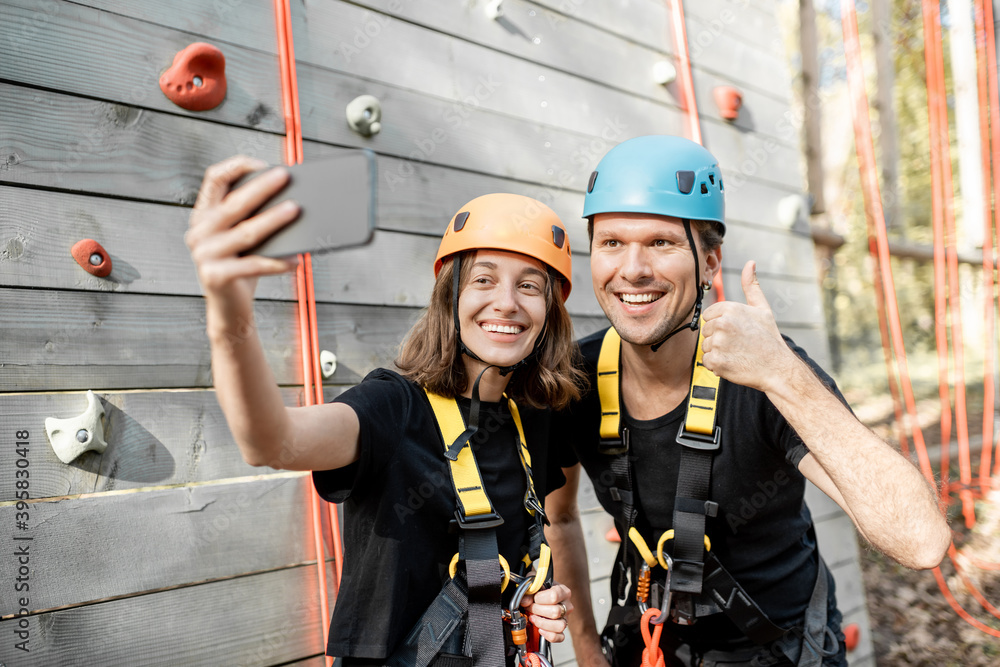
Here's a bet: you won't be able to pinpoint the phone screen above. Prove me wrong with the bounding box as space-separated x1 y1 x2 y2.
240 150 377 258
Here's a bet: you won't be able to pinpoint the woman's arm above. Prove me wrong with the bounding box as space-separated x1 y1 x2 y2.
186 156 360 471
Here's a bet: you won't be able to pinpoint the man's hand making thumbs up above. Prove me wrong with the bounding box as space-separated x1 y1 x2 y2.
700 260 796 393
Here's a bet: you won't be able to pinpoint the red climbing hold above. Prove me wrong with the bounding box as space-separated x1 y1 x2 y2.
71 239 112 278
713 86 743 121
159 42 227 111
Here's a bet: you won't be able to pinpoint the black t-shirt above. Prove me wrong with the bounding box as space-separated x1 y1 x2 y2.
312 368 565 660
554 328 843 645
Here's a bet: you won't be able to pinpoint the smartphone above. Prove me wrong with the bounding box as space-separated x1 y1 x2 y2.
238 150 377 258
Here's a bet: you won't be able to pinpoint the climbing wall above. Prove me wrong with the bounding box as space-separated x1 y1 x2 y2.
0 0 871 665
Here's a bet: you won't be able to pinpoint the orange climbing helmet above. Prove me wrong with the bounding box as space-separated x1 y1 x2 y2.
434 193 573 300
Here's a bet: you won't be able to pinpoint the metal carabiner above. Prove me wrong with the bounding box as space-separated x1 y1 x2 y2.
651 552 672 625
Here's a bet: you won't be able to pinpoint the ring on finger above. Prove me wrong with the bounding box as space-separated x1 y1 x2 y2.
557 603 567 618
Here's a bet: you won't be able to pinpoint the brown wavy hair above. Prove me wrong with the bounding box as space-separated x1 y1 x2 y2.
396 252 587 410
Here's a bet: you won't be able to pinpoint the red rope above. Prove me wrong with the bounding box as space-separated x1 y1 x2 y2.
667 0 725 301
976 0 1000 486
921 0 975 528
274 1 338 662
839 0 936 485
841 0 1000 633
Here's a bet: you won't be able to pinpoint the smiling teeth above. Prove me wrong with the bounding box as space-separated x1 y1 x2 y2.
482 323 523 334
620 293 661 304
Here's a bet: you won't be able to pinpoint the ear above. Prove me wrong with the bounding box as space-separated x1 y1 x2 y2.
702 245 722 284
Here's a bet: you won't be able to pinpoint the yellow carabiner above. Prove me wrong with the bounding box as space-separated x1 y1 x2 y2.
449 552 511 592
656 529 711 570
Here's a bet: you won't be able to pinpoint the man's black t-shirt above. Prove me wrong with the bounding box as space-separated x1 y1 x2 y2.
554 328 844 646
312 368 565 660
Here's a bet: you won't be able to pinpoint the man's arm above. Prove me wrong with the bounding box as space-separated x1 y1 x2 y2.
545 464 610 667
701 261 951 570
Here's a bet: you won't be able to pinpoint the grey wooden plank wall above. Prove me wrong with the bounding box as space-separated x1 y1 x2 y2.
0 0 871 665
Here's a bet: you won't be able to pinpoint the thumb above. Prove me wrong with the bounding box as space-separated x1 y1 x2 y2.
741 261 769 310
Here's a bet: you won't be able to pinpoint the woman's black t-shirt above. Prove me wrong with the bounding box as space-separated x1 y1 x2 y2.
312 368 565 660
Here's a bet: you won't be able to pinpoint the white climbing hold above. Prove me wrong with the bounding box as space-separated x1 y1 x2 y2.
320 350 338 379
45 390 108 464
652 60 677 86
346 95 382 137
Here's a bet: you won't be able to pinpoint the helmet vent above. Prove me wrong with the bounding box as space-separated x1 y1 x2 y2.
700 183 709 194
552 225 566 249
453 211 470 232
709 173 715 184
676 170 695 194
587 171 598 193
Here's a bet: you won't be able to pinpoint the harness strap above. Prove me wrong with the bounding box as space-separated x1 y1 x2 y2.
384 577 469 667
669 320 720 597
421 388 549 665
596 328 638 603
597 328 628 454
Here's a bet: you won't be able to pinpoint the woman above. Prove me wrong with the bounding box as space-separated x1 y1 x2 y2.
185 156 584 665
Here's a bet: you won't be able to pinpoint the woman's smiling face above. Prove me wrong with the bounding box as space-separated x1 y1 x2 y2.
457 249 550 373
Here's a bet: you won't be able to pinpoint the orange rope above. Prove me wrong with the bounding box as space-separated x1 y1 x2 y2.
921 0 974 528
667 0 724 301
839 0 936 485
841 0 1000 632
274 1 337 662
976 0 1000 486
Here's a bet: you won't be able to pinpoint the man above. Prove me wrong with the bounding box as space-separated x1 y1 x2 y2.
546 135 950 667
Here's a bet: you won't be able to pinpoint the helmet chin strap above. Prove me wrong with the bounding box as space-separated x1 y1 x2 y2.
650 219 704 353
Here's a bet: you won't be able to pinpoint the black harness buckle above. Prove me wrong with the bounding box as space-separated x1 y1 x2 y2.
598 427 630 455
675 424 721 451
453 509 505 530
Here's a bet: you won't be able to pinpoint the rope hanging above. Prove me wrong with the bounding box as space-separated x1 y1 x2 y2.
273 1 343 662
840 0 1000 637
667 0 725 301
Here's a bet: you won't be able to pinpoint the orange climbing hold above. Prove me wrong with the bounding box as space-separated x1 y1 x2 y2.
843 623 860 651
159 42 227 111
71 239 112 277
713 86 743 121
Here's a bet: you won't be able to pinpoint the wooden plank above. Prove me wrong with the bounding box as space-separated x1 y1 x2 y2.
526 0 671 52
682 0 789 58
0 287 414 391
0 175 593 298
341 0 793 129
0 184 603 315
0 79 801 233
0 565 326 666
0 80 664 212
47 0 798 157
0 0 285 133
330 0 679 106
0 475 315 615
0 388 348 502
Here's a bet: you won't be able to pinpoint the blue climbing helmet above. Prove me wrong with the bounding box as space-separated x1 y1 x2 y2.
583 135 726 235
